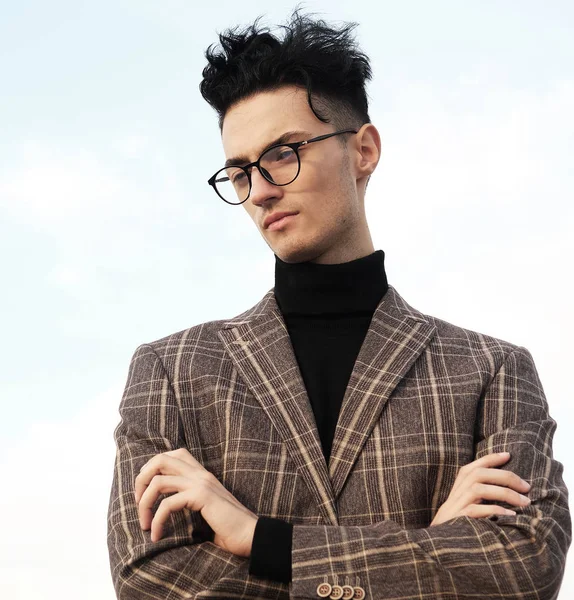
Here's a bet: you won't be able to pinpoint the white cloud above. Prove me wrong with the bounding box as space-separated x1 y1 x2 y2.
0 384 122 599
111 133 150 158
0 140 195 228
371 79 574 219
0 139 218 342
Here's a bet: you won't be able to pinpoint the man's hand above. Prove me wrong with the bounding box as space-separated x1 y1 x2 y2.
430 451 532 526
134 448 258 558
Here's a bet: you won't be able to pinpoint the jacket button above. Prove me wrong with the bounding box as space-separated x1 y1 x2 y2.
317 582 332 598
353 585 366 599
329 584 344 599
342 584 355 599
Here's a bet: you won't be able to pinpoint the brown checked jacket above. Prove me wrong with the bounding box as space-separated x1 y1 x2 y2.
107 285 571 599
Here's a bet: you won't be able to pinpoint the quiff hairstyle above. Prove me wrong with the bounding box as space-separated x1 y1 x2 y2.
200 9 373 133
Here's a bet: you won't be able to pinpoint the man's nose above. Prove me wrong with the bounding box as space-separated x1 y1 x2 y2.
247 166 280 206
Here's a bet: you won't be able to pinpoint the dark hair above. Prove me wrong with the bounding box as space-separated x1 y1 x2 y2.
200 9 372 132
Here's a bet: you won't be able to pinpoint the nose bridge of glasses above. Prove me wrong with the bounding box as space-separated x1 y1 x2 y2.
242 159 274 186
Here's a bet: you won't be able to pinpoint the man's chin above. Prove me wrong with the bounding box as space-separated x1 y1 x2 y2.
272 243 322 265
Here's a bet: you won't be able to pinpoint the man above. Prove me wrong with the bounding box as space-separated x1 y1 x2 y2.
107 11 571 599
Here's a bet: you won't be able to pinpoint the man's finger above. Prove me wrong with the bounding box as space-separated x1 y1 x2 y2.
449 452 512 495
164 447 202 468
151 491 197 542
138 475 189 530
134 454 191 503
462 504 517 519
472 466 531 491
464 482 531 509
466 452 511 471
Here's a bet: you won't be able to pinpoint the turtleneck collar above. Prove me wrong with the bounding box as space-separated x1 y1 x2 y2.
273 249 389 316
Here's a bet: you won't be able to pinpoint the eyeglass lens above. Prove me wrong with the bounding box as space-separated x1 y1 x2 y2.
214 145 300 204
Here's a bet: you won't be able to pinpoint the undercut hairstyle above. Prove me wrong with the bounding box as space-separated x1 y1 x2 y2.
199 9 373 133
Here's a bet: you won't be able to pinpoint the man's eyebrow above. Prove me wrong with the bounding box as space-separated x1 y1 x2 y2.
224 130 312 167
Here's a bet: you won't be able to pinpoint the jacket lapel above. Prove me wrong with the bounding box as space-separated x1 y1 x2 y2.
218 291 339 525
218 285 436 522
327 286 436 500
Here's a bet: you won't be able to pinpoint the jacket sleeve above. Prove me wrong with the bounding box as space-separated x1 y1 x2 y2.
106 343 289 600
289 346 572 599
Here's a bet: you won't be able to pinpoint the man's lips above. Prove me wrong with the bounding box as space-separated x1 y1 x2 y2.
267 214 298 231
263 211 299 229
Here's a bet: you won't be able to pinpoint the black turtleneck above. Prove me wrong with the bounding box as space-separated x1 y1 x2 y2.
248 250 389 584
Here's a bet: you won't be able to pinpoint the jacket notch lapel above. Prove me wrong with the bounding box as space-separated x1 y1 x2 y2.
218 291 338 525
328 286 437 501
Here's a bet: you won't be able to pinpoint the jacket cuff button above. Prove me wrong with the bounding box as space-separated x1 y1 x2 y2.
316 581 332 597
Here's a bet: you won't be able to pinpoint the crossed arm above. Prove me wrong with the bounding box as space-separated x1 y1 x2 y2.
107 343 571 599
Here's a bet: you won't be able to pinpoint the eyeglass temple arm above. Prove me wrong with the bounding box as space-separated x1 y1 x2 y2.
299 128 358 147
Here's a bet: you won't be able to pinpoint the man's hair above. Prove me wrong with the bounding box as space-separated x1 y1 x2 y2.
200 9 373 132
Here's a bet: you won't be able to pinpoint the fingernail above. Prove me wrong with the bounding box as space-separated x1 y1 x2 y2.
521 480 531 489
498 452 510 456
504 509 517 515
520 494 531 504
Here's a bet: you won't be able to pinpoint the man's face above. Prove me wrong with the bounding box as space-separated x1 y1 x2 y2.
220 85 367 264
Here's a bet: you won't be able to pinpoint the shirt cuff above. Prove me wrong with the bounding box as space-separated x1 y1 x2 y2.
248 516 293 583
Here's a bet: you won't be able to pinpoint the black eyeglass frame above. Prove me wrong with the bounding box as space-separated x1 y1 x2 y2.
207 128 358 205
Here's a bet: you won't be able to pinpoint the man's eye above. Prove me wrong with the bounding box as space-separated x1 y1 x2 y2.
277 148 295 161
231 171 246 184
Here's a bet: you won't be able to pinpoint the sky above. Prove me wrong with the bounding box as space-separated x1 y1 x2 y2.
0 0 572 597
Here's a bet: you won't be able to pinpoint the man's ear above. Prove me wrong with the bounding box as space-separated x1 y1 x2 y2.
353 123 381 179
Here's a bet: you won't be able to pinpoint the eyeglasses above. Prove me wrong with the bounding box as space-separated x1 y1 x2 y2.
207 128 358 205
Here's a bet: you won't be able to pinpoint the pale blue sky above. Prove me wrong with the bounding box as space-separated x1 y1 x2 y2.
1 1 572 598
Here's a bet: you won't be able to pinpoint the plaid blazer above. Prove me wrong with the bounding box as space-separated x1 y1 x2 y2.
107 285 571 599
